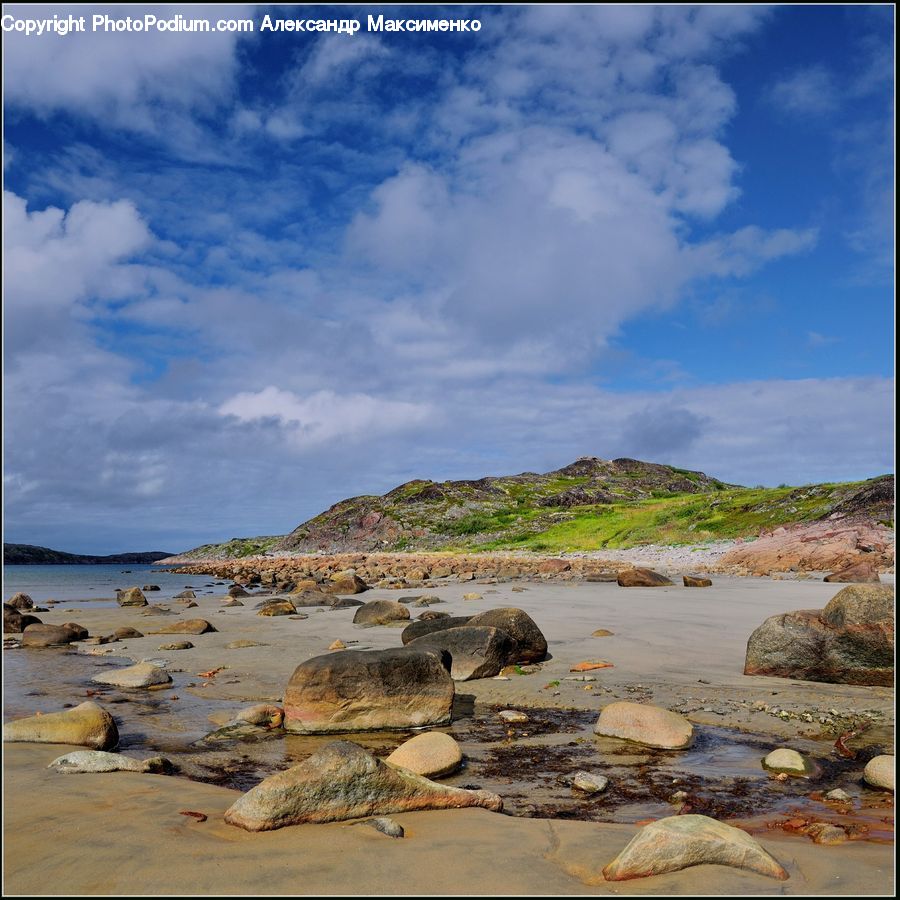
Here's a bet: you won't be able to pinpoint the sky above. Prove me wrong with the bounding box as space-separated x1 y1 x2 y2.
2 4 895 554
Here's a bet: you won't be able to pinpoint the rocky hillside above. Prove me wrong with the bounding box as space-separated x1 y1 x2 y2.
278 457 733 553
3 544 174 565
164 457 893 561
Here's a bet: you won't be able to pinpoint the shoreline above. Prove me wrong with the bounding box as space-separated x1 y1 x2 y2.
3 574 893 894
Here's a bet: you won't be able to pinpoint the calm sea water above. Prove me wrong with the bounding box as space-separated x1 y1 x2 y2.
2 564 221 606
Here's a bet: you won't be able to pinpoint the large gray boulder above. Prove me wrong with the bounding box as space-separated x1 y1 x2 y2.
401 615 473 644
744 584 893 686
466 607 548 663
406 626 515 681
283 647 454 733
224 740 501 831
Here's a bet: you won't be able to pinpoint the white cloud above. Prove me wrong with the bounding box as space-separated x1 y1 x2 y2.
3 190 153 357
3 3 252 154
768 66 838 116
219 386 431 447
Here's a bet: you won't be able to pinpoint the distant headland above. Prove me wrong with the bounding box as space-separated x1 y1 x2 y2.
3 544 173 565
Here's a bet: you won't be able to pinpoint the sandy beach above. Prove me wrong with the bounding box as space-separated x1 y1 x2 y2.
3 573 894 895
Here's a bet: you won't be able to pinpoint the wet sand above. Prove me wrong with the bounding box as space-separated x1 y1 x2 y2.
3 575 894 894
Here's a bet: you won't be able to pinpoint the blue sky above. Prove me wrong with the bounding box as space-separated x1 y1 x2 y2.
2 4 894 553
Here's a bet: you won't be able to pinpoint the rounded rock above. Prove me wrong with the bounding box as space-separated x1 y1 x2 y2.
386 732 463 778
863 755 894 791
594 701 693 750
762 748 809 775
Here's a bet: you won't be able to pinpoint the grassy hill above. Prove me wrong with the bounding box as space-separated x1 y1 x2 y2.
165 457 893 560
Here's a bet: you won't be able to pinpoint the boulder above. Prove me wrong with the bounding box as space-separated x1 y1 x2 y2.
142 584 161 591
158 641 193 650
824 560 880 583
406 626 515 681
386 732 463 778
291 579 322 593
49 750 172 774
762 748 810 775
683 575 712 587
174 590 196 599
594 701 693 749
466 608 548 663
322 574 368 595
353 600 410 626
602 815 787 881
7 592 34 610
744 585 893 686
417 610 450 621
283 647 454 734
91 661 173 689
329 597 365 609
224 740 501 831
617 568 673 587
21 623 83 648
149 619 216 635
117 587 148 607
3 701 118 750
863 755 894 791
227 584 249 598
113 627 144 639
4 604 41 634
821 583 893 627
401 615 472 644
256 599 297 617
